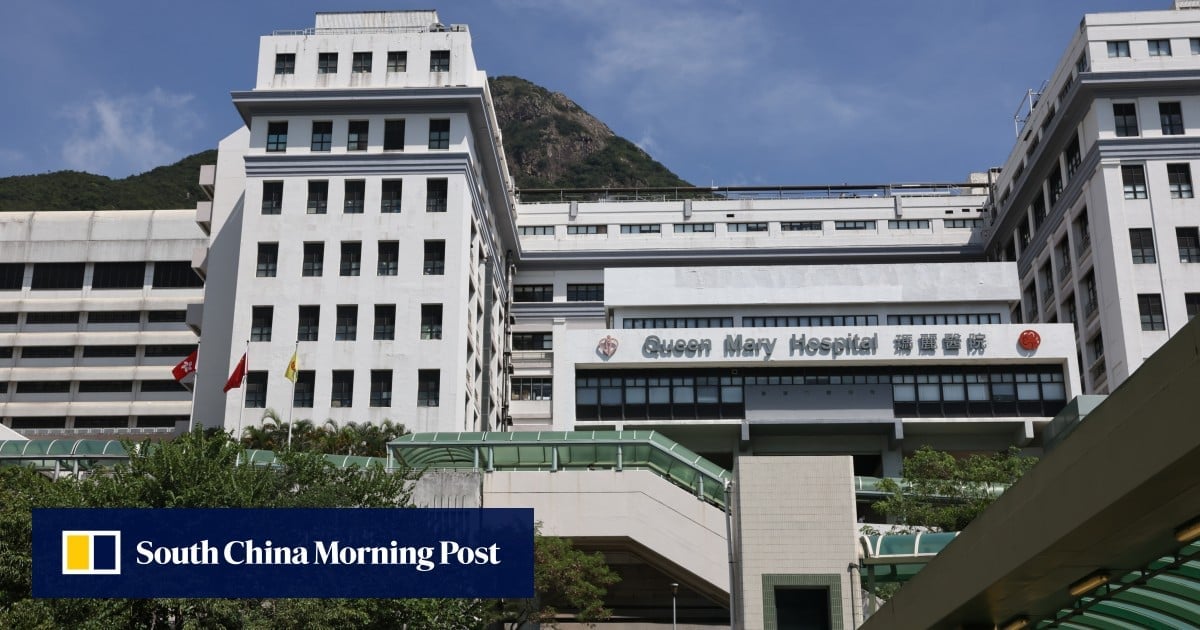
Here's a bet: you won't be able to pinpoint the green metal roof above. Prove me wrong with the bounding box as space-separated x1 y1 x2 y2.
1036 540 1200 629
0 439 386 471
389 430 732 508
859 532 961 584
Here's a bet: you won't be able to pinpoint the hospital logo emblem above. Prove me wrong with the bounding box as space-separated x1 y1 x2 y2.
597 335 619 358
1018 329 1041 351
62 531 121 575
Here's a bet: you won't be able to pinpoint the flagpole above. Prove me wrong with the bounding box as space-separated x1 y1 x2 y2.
236 340 248 446
187 344 199 434
287 341 298 450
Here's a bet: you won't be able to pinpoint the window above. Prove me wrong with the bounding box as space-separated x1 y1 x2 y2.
1065 133 1082 177
884 313 999 325
331 371 353 407
780 221 822 231
1138 294 1166 331
747 315 880 327
274 53 295 75
888 219 930 230
1168 163 1194 198
387 51 407 72
266 122 288 152
1149 39 1172 57
513 285 553 302
1178 227 1200 262
352 51 372 73
727 222 767 232
91 262 145 289
20 346 74 359
31 262 84 290
256 243 278 277
0 263 23 290
27 311 79 324
152 262 202 288
430 50 450 72
622 317 734 328
297 305 319 341
382 179 403 213
147 310 186 323
566 284 603 301
417 370 440 407
343 180 365 213
305 180 329 214
945 218 983 228
520 226 555 236
620 224 661 234
384 120 405 150
1077 210 1092 253
347 120 369 151
16 380 71 392
428 120 450 150
1107 41 1130 58
1130 229 1156 264
1187 293 1200 319
426 179 447 212
1160 102 1184 135
82 345 136 358
310 121 332 151
293 371 315 407
1048 168 1064 206
421 304 442 340
250 306 273 341
339 242 361 276
370 370 392 407
1113 103 1139 137
261 181 283 214
512 332 552 350
835 220 876 230
1193 38 1200 55
378 241 399 275
567 225 607 235
423 241 445 275
87 311 137 324
374 304 395 340
245 372 267 408
1122 165 1147 199
674 223 715 233
139 380 185 393
302 242 324 277
317 52 338 74
335 305 357 340
512 377 553 401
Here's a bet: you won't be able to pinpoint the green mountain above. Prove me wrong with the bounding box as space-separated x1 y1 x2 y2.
0 77 690 211
0 150 218 212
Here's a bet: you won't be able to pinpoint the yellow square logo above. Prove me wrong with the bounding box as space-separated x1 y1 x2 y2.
61 531 121 575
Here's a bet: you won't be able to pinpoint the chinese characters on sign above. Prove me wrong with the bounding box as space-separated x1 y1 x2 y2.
892 332 988 355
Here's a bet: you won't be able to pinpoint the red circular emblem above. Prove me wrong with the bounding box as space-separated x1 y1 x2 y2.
1018 329 1041 351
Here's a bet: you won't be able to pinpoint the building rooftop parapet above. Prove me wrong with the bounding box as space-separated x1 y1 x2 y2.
271 24 468 36
517 182 984 204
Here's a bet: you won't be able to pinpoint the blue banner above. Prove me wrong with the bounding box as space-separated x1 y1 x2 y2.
33 508 534 598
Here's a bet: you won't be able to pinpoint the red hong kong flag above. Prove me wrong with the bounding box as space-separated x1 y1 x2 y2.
223 354 247 393
171 349 199 382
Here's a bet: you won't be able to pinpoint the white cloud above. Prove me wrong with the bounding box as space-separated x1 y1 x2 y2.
0 148 27 167
60 88 201 177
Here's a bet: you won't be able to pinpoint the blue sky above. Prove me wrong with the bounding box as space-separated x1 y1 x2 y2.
0 0 1164 185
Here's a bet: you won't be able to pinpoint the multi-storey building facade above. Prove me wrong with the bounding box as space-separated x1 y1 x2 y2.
985 2 1200 393
192 11 517 434
0 210 205 435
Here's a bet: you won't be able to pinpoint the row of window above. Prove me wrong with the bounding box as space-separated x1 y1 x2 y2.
0 310 186 326
574 367 1068 421
266 119 449 152
275 50 447 75
261 178 447 214
1120 163 1193 199
518 218 981 237
252 304 444 342
1132 293 1200 331
0 344 196 360
5 415 186 430
1106 38 1200 59
244 369 440 409
615 314 1000 327
256 241 445 278
1128 227 1200 264
513 284 603 303
0 380 186 394
0 262 201 291
1113 102 1186 138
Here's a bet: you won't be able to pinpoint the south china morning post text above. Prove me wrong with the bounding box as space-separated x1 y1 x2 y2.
32 508 535 599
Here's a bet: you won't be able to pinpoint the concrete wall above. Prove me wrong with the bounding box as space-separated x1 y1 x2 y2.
411 470 481 508
735 456 859 630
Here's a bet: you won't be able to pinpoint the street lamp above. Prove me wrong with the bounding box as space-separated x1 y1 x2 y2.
671 582 678 630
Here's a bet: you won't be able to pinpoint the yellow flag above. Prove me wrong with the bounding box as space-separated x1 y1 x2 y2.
284 351 298 382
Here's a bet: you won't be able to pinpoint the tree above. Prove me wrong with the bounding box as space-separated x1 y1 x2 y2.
497 533 620 628
871 446 1039 532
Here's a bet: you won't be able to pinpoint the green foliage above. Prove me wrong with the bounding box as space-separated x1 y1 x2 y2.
240 413 408 457
871 446 1038 532
0 150 218 212
499 532 620 628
